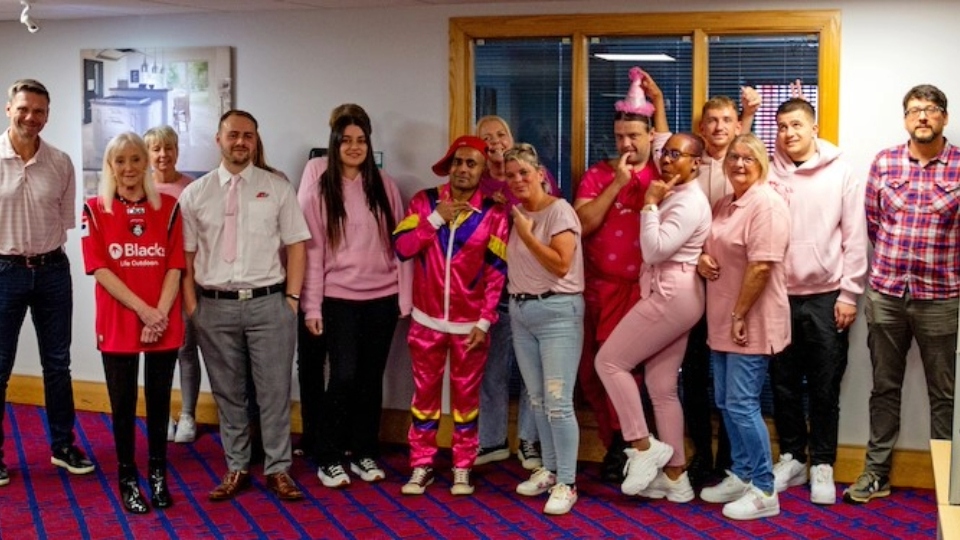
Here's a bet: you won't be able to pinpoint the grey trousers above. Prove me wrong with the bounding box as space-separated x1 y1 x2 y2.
194 291 296 475
864 287 957 475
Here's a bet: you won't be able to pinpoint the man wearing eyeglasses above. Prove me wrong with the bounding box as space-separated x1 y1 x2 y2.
844 84 960 504
765 98 867 505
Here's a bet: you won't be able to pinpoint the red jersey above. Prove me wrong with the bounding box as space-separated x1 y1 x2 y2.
81 194 186 353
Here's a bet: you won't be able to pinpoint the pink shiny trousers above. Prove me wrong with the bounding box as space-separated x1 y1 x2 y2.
407 321 490 469
596 262 705 468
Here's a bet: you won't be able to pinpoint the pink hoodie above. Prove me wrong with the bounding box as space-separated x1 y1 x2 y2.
770 138 868 305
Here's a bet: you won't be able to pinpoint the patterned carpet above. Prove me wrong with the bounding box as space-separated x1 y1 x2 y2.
0 403 938 539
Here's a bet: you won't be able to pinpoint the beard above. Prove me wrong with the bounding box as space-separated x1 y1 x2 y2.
911 126 940 144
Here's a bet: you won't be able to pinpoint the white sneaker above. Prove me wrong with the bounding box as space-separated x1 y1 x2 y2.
401 466 434 495
700 471 751 503
810 464 837 505
166 417 176 442
544 483 577 515
450 467 474 496
773 453 807 493
722 485 780 520
317 463 351 488
517 467 557 496
174 413 196 443
621 436 674 495
638 471 695 503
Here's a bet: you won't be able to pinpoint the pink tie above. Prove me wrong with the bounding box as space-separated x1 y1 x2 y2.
221 175 239 263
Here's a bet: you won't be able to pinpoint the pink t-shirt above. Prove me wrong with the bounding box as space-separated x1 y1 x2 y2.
154 173 193 199
704 182 791 355
507 198 584 295
576 159 658 280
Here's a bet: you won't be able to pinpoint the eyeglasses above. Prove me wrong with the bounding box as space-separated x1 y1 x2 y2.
662 149 698 160
725 153 757 165
904 105 944 118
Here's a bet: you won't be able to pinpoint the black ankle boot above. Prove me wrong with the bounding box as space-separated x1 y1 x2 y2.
119 465 150 514
149 458 172 509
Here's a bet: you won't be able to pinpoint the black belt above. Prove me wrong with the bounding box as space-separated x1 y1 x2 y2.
200 283 284 300
510 291 567 301
0 248 66 267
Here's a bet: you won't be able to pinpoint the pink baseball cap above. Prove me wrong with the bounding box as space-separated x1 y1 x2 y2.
431 135 489 176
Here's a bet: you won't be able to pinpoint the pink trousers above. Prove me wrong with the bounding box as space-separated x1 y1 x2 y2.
407 321 490 469
595 262 704 468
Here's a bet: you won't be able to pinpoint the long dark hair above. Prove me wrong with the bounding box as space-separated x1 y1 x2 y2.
320 113 395 251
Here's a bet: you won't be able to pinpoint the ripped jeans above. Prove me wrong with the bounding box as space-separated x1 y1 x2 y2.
510 293 584 485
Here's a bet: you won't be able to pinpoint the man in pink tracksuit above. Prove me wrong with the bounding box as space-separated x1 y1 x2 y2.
394 136 508 496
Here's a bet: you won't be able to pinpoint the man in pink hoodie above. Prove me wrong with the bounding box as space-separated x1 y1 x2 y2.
767 98 867 505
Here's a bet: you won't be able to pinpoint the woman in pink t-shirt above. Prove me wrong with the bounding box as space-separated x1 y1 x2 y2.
144 125 198 445
697 134 791 521
504 143 584 516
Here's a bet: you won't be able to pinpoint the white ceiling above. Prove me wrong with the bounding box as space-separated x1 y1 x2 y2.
0 0 572 22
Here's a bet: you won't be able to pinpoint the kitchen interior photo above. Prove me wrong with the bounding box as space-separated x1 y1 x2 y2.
80 46 232 196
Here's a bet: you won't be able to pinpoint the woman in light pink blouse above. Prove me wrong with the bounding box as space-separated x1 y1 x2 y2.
697 133 791 521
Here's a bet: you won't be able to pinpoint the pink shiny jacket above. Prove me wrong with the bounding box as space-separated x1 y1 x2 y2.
394 184 508 334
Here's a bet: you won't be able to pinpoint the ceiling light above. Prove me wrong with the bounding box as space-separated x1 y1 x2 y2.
20 0 39 33
594 53 676 62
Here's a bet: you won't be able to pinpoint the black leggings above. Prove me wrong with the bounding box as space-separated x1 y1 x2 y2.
102 351 177 465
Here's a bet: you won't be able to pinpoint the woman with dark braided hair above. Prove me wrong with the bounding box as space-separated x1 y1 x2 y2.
298 104 411 488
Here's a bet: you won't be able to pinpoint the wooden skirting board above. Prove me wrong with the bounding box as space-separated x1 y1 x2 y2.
7 374 934 490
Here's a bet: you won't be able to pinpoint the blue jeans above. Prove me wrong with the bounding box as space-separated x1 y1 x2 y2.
0 259 76 459
711 350 773 494
510 294 584 485
479 305 537 448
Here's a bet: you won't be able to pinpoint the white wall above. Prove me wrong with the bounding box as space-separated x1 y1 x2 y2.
1 0 957 450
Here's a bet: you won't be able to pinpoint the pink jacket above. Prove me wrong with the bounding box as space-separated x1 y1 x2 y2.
770 138 868 305
394 184 508 334
298 157 412 321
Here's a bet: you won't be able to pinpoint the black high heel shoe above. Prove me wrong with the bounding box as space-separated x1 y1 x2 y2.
149 458 172 509
119 466 150 514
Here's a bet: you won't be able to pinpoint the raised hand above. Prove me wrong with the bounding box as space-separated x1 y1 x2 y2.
741 86 762 116
646 174 680 206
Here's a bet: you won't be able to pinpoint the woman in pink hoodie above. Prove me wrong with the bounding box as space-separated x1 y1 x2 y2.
298 105 411 488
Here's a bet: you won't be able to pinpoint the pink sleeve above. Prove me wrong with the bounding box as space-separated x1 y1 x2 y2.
479 206 509 327
299 158 329 321
576 166 603 200
393 190 440 261
839 165 868 305
384 174 413 317
746 189 790 263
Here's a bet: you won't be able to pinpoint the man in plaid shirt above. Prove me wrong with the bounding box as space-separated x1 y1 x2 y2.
845 84 960 504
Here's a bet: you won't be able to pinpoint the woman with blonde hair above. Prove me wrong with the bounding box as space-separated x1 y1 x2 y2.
143 125 198 444
504 143 584 515
698 133 791 520
82 132 185 513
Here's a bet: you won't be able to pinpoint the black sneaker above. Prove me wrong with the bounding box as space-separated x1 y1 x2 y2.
517 439 542 470
475 441 510 466
0 461 8 486
51 446 95 475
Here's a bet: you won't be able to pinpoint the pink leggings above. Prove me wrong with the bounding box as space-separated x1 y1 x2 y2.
595 262 704 468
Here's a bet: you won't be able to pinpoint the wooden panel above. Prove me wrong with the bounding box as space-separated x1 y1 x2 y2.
449 10 842 179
